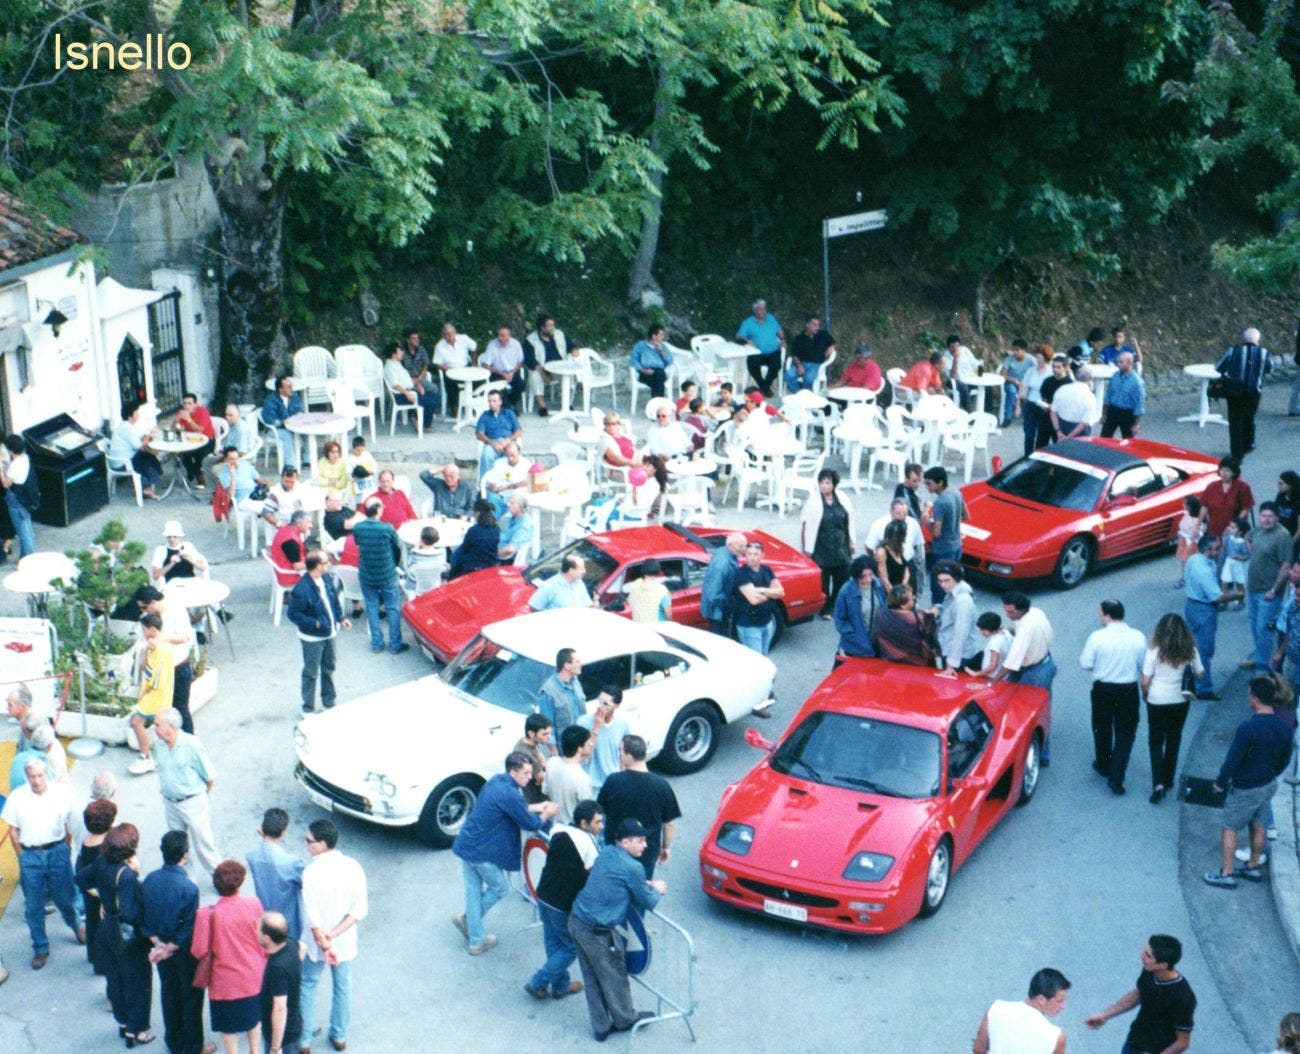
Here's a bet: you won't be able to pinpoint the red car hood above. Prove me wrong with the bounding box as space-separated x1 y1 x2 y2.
402 566 534 657
719 763 934 879
960 483 1085 549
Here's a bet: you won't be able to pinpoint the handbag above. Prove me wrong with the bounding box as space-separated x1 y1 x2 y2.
112 867 136 954
192 907 216 989
1180 664 1197 695
249 482 270 502
1206 378 1228 401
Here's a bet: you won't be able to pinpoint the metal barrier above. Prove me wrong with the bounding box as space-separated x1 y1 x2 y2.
626 907 698 1044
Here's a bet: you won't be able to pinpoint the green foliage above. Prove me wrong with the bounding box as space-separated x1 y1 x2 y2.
855 0 1212 278
46 520 148 717
1187 1 1300 293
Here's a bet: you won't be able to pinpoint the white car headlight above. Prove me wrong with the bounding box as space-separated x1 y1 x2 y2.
294 726 310 754
364 772 397 798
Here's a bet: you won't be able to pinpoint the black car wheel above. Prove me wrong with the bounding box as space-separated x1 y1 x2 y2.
415 776 481 848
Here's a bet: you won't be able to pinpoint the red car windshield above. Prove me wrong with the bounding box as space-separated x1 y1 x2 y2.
771 711 941 799
988 455 1107 513
523 539 619 591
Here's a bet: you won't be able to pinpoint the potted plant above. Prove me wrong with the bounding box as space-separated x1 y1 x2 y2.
49 520 147 744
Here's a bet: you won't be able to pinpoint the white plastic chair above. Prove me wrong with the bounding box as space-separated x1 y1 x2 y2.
781 451 827 511
727 445 773 509
665 475 713 525
293 346 337 408
887 367 918 409
832 405 885 492
264 552 301 626
940 415 979 483
969 411 999 477
334 344 384 424
627 363 656 417
574 348 616 413
327 379 374 444
333 563 364 614
105 453 144 506
386 378 424 438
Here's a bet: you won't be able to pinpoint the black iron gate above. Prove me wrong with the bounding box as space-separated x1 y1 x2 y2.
148 289 186 416
117 335 146 411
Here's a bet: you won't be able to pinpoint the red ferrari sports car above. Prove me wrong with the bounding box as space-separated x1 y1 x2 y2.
402 522 825 663
699 660 1049 935
956 438 1219 588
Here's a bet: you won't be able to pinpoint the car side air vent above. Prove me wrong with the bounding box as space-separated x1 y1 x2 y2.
857 802 877 812
787 786 807 797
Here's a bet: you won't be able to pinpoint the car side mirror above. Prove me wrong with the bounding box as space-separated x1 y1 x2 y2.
951 775 989 793
603 597 626 613
1103 493 1137 513
745 727 774 752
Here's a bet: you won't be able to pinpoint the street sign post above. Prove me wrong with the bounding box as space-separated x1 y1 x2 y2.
822 208 888 330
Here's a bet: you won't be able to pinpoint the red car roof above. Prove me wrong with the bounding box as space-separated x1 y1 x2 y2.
799 659 1010 730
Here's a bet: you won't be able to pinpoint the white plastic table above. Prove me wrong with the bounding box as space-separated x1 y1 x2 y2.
826 386 876 405
151 433 210 500
286 412 354 475
967 373 1005 416
747 429 805 509
4 571 55 617
545 358 586 421
398 517 469 551
447 366 491 432
164 577 234 659
528 485 590 541
715 341 754 389
912 396 963 463
17 552 78 586
666 457 718 477
1178 363 1229 429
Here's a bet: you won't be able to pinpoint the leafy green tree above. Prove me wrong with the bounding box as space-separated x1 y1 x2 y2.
1183 0 1300 292
854 0 1211 325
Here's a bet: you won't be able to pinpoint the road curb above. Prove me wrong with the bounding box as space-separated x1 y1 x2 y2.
1269 772 1300 967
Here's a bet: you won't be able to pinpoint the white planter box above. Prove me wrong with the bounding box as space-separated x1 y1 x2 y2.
56 708 130 745
190 667 218 713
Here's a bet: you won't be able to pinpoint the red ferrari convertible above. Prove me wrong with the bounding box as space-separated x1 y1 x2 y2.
956 438 1219 588
699 660 1049 935
402 523 825 663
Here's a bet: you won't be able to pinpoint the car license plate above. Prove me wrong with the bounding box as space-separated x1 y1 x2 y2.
762 898 807 923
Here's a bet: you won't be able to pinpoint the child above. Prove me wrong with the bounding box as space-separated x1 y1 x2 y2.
1175 495 1202 586
971 611 1011 678
1221 516 1249 608
675 380 697 416
347 435 378 498
404 525 446 593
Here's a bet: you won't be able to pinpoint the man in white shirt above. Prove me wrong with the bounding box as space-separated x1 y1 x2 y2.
1 759 84 968
991 591 1057 762
481 441 531 518
644 405 692 459
544 726 596 824
266 466 307 528
1050 365 1098 441
1 433 38 557
300 818 368 1053
973 967 1070 1054
384 341 440 427
1079 599 1148 795
947 334 982 411
863 499 924 560
433 323 478 415
482 325 527 411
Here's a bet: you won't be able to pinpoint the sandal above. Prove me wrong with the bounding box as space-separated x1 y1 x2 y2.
126 1030 156 1047
1233 866 1265 883
1202 870 1237 889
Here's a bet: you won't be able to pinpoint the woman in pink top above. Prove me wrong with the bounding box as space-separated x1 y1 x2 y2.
191 860 266 1053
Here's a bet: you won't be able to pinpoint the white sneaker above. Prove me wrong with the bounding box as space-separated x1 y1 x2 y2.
1267 825 1278 841
128 756 156 775
1234 847 1268 865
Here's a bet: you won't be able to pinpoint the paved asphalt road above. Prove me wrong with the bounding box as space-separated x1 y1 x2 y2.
1 379 1296 1052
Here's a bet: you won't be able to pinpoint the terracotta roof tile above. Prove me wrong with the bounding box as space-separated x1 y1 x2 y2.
0 192 80 273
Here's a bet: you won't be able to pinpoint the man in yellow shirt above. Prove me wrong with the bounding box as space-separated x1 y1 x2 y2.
128 613 175 775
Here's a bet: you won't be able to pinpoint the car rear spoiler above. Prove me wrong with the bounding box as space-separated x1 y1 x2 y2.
664 521 713 551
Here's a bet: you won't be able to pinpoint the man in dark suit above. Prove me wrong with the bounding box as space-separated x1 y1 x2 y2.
286 552 351 714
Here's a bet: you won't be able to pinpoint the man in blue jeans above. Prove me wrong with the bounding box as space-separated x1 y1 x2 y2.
452 752 558 955
525 799 604 1000
1 758 84 969
351 499 408 654
1184 535 1230 700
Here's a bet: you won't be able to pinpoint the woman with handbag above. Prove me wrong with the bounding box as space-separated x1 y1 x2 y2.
800 469 855 620
76 822 154 1047
77 798 118 979
191 860 266 1054
1141 613 1204 805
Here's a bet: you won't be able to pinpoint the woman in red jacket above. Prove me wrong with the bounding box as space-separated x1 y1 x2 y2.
192 860 266 1053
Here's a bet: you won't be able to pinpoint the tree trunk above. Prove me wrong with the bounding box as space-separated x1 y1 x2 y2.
626 66 672 310
205 138 288 405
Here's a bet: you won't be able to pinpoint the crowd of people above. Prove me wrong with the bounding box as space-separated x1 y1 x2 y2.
2 305 1299 1051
